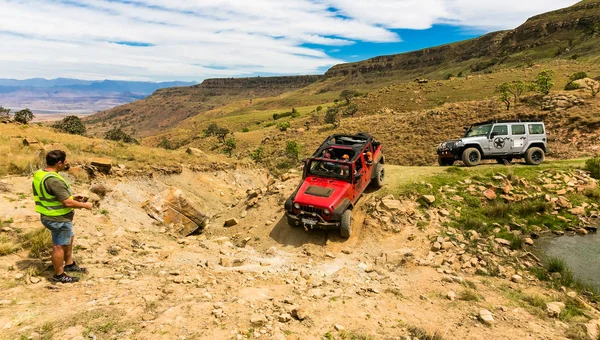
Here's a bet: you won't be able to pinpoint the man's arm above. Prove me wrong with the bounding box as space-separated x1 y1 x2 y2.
62 198 93 210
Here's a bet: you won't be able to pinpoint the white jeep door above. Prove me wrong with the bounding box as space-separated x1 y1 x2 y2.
510 124 528 154
489 124 511 155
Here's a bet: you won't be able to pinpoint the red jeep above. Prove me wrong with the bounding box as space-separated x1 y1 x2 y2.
285 133 384 238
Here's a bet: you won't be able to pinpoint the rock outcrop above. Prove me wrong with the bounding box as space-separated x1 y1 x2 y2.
142 187 208 236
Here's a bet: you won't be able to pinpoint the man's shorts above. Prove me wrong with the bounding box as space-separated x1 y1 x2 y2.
41 219 74 246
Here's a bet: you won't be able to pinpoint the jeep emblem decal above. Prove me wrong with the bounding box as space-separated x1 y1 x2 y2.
493 137 506 149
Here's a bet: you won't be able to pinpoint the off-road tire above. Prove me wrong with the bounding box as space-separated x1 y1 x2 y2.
438 157 455 166
525 147 545 165
372 163 384 188
462 148 481 167
340 210 352 238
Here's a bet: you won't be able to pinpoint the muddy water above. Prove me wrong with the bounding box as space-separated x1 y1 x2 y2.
535 231 600 290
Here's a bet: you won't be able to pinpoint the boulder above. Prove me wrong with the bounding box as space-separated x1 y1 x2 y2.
142 187 208 236
90 158 112 174
483 188 497 200
186 147 206 157
479 309 494 326
569 207 586 215
421 195 436 205
546 302 565 318
224 218 238 227
381 199 403 211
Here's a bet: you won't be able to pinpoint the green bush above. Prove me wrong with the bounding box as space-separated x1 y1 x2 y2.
223 137 236 157
278 121 290 131
14 108 34 124
569 72 588 82
285 140 301 160
241 127 250 133
52 115 86 135
564 82 580 91
324 107 340 128
250 146 264 162
104 127 138 144
586 156 600 179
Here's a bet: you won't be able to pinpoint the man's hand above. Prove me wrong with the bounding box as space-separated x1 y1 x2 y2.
73 194 89 203
83 202 93 210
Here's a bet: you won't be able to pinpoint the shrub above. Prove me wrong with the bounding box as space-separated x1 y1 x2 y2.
459 289 481 301
14 108 34 124
278 121 290 131
250 146 264 162
324 107 340 128
532 70 554 95
241 127 250 133
157 137 173 150
52 115 86 135
564 82 580 91
342 103 358 116
104 127 138 144
444 73 454 80
285 140 301 160
223 137 236 157
569 72 588 82
340 89 358 103
586 156 600 179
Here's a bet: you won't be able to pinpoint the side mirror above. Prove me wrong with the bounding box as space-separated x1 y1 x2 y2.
490 132 498 138
354 173 362 181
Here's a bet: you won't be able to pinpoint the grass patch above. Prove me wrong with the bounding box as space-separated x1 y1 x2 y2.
20 227 53 258
338 331 373 340
407 326 444 340
0 235 19 256
459 289 481 302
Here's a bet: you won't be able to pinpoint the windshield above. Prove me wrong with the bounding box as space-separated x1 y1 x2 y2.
307 160 351 181
464 124 492 138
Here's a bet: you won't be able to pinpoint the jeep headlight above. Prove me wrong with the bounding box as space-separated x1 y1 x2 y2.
323 209 330 216
456 141 464 147
293 203 300 210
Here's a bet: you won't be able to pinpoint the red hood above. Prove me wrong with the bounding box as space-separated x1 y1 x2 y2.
293 176 351 209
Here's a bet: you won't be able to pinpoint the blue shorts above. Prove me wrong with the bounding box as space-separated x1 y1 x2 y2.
41 219 74 246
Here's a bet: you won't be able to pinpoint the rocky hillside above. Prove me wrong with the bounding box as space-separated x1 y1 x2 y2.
85 0 600 140
325 0 600 80
85 75 322 137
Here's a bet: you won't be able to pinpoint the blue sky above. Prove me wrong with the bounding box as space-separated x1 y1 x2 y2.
0 0 579 82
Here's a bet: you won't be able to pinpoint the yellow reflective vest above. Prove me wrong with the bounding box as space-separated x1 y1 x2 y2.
32 170 74 217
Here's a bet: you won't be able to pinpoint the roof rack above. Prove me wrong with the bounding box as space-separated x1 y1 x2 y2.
472 119 544 125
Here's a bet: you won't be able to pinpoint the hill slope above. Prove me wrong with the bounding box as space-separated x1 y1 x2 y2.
86 0 600 138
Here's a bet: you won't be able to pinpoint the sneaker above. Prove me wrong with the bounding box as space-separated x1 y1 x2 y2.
52 273 80 283
64 262 88 273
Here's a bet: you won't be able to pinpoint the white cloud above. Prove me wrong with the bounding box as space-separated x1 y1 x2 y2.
0 0 579 81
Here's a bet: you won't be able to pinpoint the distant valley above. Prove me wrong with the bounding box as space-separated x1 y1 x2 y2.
0 78 196 116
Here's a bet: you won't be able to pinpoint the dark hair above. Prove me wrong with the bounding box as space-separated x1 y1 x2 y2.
46 150 67 166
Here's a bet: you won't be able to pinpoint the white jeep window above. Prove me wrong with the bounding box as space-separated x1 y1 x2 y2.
491 125 508 136
511 125 526 135
529 124 544 135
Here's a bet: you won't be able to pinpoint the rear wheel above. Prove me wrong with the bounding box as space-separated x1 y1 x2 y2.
372 163 384 188
438 157 455 166
340 210 352 238
525 147 544 165
462 148 481 167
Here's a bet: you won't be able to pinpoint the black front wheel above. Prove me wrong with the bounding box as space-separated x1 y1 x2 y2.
461 148 481 167
340 210 352 238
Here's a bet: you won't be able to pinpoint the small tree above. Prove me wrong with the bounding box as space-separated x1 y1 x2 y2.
104 127 138 144
278 121 290 132
340 89 358 104
0 106 10 122
324 107 340 128
52 115 86 135
285 140 301 160
496 83 512 110
585 79 600 98
215 127 230 143
157 137 172 150
250 146 264 162
533 70 554 95
316 106 322 113
14 108 34 124
223 137 236 157
204 122 220 137
343 103 359 116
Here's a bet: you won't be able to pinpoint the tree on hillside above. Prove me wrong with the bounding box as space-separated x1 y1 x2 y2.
14 108 34 124
532 70 554 95
0 106 10 122
340 89 358 104
223 137 236 157
343 103 359 116
495 83 513 110
104 127 138 144
324 106 340 128
285 140 301 160
52 115 86 135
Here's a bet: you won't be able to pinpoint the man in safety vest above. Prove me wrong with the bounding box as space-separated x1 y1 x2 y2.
33 150 92 283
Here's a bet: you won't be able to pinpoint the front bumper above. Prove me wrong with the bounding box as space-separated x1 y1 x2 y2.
286 212 339 230
437 149 457 159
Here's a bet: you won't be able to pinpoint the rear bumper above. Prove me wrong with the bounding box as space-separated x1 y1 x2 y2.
286 213 339 230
